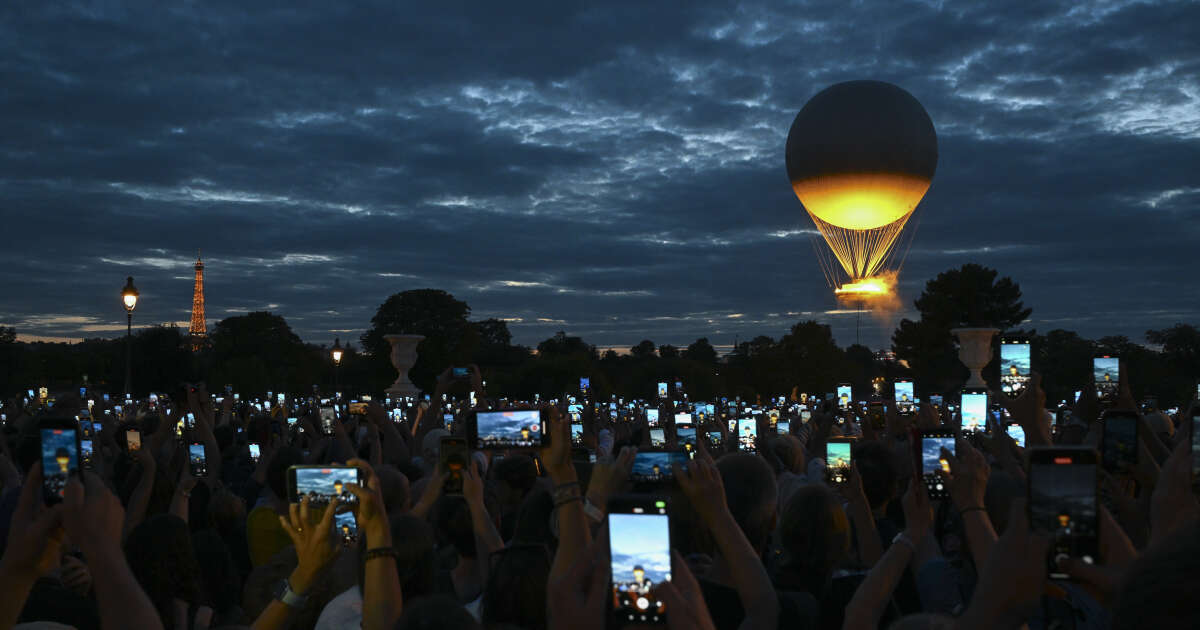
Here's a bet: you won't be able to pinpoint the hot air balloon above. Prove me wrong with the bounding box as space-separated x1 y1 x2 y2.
786 80 937 299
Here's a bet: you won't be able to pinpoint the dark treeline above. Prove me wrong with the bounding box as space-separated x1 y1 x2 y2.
3 264 1198 406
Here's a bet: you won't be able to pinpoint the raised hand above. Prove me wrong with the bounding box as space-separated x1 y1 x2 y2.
278 495 341 594
586 446 636 513
343 459 389 544
547 525 608 630
1001 371 1050 447
941 437 989 511
540 405 572 480
658 550 718 630
958 500 1049 627
0 464 64 580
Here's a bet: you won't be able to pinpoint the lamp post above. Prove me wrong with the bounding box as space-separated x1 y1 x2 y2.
331 338 343 397
121 276 139 396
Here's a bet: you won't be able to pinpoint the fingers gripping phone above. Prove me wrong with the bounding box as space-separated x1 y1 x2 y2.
1028 447 1098 580
39 418 81 504
441 437 469 496
919 430 955 499
608 496 671 625
188 442 209 477
470 409 547 449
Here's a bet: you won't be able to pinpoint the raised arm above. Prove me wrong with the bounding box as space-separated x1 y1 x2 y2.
545 406 592 581
346 458 403 630
842 480 933 630
0 465 66 629
64 472 165 630
122 448 158 540
676 456 778 630
462 460 504 585
252 496 342 630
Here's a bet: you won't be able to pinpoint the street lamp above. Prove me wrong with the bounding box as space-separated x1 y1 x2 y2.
121 276 139 395
331 338 343 396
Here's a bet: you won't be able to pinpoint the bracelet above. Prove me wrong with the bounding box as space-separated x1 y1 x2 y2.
554 495 582 508
553 481 580 492
959 506 987 516
364 547 399 562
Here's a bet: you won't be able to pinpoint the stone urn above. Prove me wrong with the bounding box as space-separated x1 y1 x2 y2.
951 328 999 389
383 334 425 397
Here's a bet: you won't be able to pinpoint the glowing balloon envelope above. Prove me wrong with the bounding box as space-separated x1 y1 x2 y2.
786 80 937 297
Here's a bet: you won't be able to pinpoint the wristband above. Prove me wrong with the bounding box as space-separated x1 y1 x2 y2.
891 531 917 553
959 506 987 517
554 495 582 508
582 496 605 522
274 579 308 608
364 547 400 562
553 481 580 492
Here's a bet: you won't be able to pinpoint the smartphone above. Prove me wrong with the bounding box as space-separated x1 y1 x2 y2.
825 438 853 484
961 389 989 434
1093 356 1119 403
656 382 668 399
649 428 666 448
1028 447 1098 580
676 427 697 453
81 439 94 470
630 450 687 484
79 420 94 438
674 413 692 427
608 495 671 624
1190 415 1200 488
470 409 546 449
580 377 590 394
334 510 358 545
1100 410 1138 473
646 409 660 426
185 412 196 430
319 406 336 436
126 429 142 451
864 400 883 430
1000 338 1031 398
737 418 757 453
1006 424 1026 448
440 437 469 496
837 384 851 409
287 465 360 505
919 430 955 499
452 367 470 379
39 418 81 504
894 380 915 414
187 442 208 477
570 423 585 446
777 420 791 435
930 394 943 408
706 431 723 448
249 443 261 463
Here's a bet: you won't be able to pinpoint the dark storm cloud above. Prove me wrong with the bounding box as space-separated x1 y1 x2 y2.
2 0 1197 350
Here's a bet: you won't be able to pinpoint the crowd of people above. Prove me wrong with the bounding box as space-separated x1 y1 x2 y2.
0 361 1197 630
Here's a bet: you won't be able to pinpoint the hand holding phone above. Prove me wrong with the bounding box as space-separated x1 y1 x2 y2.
188 442 209 477
440 437 469 495
39 418 81 504
608 496 671 625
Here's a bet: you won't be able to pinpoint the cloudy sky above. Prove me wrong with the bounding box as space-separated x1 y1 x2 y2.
3 1 1197 351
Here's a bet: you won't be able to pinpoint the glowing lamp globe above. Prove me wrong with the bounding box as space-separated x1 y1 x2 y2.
786 81 937 294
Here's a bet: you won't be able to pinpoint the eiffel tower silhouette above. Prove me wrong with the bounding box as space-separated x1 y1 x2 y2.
189 251 207 351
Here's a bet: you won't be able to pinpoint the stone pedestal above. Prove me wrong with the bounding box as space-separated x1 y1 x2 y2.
951 327 999 389
383 334 425 397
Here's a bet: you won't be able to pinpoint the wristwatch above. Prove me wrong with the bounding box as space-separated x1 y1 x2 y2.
274 579 309 608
